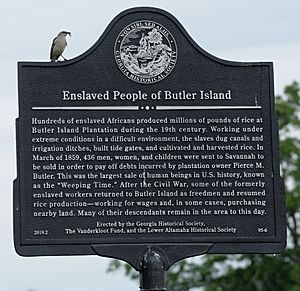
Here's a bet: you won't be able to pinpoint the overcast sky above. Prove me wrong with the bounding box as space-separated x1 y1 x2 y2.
1 0 300 290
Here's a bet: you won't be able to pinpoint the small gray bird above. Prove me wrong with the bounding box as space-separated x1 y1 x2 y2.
50 31 71 62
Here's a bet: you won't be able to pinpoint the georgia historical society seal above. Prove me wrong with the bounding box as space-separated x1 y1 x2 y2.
114 20 177 84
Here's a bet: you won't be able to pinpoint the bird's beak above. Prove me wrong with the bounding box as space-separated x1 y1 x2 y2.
68 32 72 37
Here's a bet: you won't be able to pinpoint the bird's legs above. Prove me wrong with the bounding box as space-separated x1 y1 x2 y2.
61 55 68 61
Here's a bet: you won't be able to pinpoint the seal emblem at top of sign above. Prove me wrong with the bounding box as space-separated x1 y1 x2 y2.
114 20 177 84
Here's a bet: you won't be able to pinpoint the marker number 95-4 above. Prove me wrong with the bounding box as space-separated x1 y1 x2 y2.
257 227 268 233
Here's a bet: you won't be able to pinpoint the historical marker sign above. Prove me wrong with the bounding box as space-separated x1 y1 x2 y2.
14 7 286 262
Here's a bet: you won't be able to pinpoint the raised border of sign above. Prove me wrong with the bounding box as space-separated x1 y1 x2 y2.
14 7 286 268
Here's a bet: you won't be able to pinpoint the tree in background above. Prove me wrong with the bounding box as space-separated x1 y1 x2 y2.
108 82 300 291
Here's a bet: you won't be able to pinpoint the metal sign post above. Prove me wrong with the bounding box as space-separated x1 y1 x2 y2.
140 248 166 291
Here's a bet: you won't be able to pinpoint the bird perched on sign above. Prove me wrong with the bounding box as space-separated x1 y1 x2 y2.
50 31 71 62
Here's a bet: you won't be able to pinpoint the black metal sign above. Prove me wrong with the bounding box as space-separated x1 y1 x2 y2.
14 7 286 266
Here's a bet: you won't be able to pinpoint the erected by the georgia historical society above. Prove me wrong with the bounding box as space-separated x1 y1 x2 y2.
14 7 286 263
